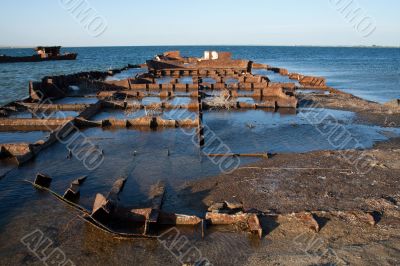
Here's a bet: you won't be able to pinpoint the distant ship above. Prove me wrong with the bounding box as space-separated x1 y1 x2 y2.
0 46 77 63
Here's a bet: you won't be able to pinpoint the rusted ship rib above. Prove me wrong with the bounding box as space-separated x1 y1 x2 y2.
0 46 77 63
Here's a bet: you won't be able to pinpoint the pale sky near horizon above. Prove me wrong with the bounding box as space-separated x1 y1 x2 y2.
0 0 399 47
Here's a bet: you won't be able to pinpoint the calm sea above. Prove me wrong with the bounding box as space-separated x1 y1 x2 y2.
0 46 399 105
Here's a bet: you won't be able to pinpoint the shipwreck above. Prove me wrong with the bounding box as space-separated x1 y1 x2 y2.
0 46 77 63
0 50 338 238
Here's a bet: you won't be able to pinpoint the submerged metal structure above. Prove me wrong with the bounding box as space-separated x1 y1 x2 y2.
0 51 335 238
0 51 313 165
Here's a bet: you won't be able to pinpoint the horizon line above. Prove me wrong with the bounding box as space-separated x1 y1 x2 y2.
1 44 399 49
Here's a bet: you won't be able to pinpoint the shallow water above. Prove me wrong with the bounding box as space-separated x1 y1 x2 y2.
0 131 49 144
202 77 217 84
8 110 79 119
91 109 147 120
178 77 194 84
155 77 173 84
203 108 400 154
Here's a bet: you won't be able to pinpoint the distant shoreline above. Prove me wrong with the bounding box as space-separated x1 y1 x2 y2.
0 45 399 49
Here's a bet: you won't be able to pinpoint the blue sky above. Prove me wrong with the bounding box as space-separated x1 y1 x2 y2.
0 0 399 47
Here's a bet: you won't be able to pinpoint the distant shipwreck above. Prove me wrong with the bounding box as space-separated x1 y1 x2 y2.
0 46 77 63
